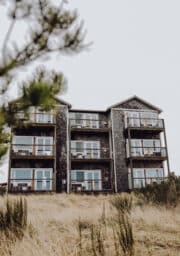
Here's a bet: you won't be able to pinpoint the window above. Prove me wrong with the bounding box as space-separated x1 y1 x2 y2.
127 112 140 127
10 169 33 191
12 136 33 155
140 112 158 127
70 113 99 128
133 169 145 188
34 169 52 191
85 113 99 128
131 140 142 156
35 108 53 123
11 168 33 180
129 168 164 189
145 168 164 185
129 139 161 157
71 141 100 158
35 137 53 156
126 111 160 128
143 139 161 156
71 170 102 191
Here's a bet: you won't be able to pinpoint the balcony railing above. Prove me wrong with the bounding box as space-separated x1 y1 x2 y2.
10 168 53 191
126 117 164 129
129 147 167 158
71 179 102 191
11 144 55 157
130 177 165 189
16 112 56 124
70 119 110 129
10 178 53 192
71 148 110 159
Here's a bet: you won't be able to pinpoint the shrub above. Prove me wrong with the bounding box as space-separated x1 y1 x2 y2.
136 173 179 206
110 194 132 214
111 194 134 256
0 197 28 234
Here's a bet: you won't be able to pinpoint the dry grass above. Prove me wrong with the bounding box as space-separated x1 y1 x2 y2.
0 193 180 256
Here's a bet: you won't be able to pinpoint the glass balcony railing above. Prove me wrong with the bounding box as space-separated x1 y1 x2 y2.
71 179 104 191
126 118 164 129
71 148 110 159
131 177 165 189
70 119 110 129
129 147 167 158
16 112 56 124
128 168 165 189
11 144 55 157
10 168 53 192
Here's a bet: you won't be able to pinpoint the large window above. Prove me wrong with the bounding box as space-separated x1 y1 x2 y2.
10 168 33 191
70 113 99 128
10 168 53 191
129 139 162 157
71 141 100 159
129 168 164 189
71 170 102 191
34 169 53 191
126 111 161 128
35 137 53 156
12 136 33 155
130 139 142 157
36 112 53 123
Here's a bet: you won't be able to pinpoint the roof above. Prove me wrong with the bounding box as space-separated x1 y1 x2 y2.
54 97 72 108
70 109 106 113
106 95 162 113
9 96 72 108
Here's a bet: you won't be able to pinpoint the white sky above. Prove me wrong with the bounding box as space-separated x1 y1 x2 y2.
0 0 180 182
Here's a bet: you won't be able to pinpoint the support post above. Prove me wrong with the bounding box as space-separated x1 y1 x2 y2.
128 128 134 189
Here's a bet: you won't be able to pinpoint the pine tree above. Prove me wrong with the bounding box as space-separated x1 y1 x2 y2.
0 0 87 160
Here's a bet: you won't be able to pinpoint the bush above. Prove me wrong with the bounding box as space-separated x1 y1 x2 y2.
135 174 179 206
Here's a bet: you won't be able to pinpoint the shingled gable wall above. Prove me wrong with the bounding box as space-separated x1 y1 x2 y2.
112 98 159 112
111 98 160 192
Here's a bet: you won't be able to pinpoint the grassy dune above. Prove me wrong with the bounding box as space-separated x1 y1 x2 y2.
0 194 180 256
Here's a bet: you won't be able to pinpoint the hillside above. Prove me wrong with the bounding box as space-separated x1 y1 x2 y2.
0 194 180 256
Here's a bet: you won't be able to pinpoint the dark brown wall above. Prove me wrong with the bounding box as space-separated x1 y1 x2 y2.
13 126 54 136
56 105 68 192
130 161 164 169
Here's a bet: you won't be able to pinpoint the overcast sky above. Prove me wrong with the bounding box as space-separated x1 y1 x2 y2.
0 0 180 182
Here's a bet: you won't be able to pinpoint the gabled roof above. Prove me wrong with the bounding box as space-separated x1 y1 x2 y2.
9 96 72 108
107 95 162 113
54 97 72 108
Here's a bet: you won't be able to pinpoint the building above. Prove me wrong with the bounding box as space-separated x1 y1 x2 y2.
8 96 170 193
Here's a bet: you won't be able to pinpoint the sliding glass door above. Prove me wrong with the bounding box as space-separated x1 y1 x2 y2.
34 169 52 191
71 170 102 191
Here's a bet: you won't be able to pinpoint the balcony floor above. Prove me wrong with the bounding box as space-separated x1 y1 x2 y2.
71 158 112 163
71 127 111 133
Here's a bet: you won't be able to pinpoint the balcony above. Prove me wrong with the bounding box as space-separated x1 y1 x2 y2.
11 144 55 159
130 177 165 189
16 111 56 125
70 119 110 132
126 117 164 130
9 168 53 192
71 148 111 162
128 147 167 160
128 168 165 189
71 169 112 192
